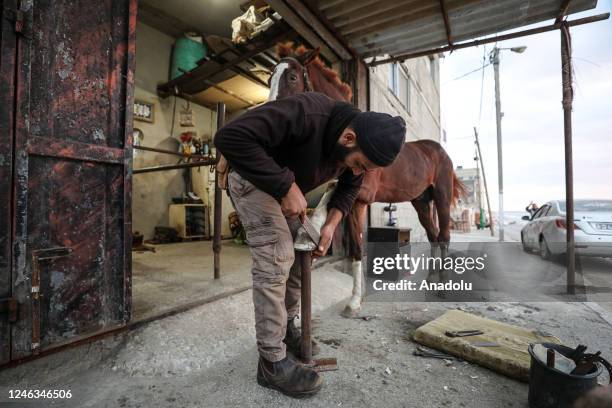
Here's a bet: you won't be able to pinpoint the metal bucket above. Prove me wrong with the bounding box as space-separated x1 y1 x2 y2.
528 343 603 408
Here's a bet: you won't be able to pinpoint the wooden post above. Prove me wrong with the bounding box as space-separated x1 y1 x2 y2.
354 58 369 111
299 251 313 363
560 23 575 294
474 127 495 236
213 102 225 280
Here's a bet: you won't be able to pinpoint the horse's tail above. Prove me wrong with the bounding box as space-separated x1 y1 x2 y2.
452 171 468 208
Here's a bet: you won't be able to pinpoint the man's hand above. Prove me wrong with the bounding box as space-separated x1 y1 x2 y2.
313 224 335 257
281 182 307 219
313 208 344 258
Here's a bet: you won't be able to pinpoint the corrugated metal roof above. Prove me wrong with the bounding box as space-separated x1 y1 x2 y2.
315 0 598 59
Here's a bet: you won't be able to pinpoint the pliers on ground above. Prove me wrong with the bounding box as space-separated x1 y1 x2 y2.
445 330 484 338
413 346 456 360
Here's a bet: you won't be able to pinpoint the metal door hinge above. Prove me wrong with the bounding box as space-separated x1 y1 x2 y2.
3 3 30 38
0 297 18 323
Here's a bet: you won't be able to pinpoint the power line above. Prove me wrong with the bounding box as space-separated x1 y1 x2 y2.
478 45 487 128
444 61 491 84
448 135 474 141
573 56 602 68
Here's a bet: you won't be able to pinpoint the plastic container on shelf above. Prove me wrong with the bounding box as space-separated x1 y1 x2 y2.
170 33 207 80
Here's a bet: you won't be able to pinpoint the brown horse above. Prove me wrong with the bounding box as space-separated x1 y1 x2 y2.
271 43 466 316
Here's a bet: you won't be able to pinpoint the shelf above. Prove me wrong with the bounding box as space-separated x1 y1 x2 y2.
157 24 295 98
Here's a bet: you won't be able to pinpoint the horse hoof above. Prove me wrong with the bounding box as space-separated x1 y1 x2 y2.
341 304 360 319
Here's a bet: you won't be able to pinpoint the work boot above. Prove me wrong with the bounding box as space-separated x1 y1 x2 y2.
257 356 323 398
283 316 320 358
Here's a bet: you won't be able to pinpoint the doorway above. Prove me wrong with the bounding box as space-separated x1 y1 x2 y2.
129 0 280 321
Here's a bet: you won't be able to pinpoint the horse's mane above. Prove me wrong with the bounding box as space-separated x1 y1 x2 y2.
276 42 353 102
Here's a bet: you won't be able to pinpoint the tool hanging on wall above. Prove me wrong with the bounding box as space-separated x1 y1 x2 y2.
179 100 195 127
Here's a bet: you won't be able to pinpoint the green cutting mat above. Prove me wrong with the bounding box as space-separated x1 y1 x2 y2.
413 309 561 382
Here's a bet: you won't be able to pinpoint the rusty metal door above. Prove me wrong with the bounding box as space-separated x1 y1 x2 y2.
7 0 136 360
0 0 19 365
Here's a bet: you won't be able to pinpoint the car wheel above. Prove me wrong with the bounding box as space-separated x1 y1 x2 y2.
540 236 552 260
521 232 530 253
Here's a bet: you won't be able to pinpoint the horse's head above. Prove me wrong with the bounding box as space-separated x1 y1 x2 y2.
268 46 320 101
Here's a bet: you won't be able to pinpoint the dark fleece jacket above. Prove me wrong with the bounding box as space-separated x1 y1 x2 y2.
214 92 363 216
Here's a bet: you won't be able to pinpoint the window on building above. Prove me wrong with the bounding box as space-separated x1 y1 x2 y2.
428 55 438 86
388 62 399 96
399 68 411 113
388 62 411 113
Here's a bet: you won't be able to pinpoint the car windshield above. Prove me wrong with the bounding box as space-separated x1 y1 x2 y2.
559 200 612 212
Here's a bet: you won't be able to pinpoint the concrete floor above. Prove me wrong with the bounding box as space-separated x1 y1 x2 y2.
132 240 252 321
129 227 509 323
2 255 612 407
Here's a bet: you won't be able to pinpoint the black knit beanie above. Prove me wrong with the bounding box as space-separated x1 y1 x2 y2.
351 112 406 166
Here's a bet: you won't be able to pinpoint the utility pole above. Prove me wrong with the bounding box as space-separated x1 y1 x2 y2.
560 23 575 294
474 127 495 237
474 144 481 226
474 144 485 229
488 45 527 241
491 47 504 242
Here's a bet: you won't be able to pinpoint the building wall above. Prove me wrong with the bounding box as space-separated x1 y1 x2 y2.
455 166 481 212
368 56 442 241
133 22 233 239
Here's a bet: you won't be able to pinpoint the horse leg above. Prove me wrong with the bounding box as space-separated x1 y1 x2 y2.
411 198 442 283
433 186 452 261
411 198 439 253
342 201 368 318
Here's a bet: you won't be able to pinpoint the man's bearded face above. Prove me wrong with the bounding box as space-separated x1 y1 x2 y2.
331 142 359 164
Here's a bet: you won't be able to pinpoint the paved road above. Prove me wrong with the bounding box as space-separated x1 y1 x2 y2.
451 222 612 311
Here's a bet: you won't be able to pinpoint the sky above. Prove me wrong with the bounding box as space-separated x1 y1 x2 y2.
440 0 612 212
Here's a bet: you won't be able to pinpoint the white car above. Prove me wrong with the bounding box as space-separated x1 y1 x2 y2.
520 199 612 260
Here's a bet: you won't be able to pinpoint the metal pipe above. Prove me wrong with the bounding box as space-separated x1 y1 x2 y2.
369 13 610 66
561 23 575 294
133 145 210 160
213 102 225 280
133 160 216 174
299 251 313 363
491 47 504 242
